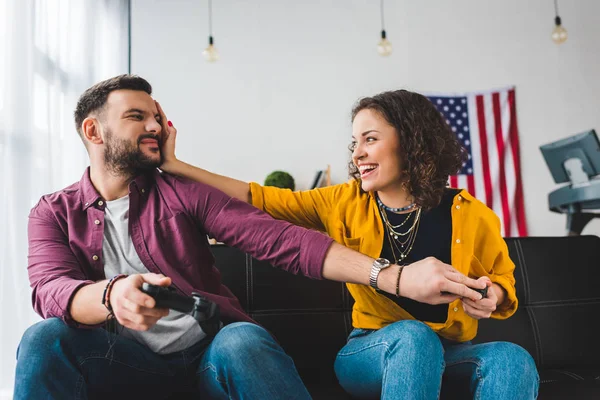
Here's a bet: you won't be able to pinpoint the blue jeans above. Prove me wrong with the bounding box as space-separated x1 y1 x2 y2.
14 318 311 400
334 320 539 399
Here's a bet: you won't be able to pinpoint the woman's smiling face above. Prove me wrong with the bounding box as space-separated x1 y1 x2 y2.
351 108 405 194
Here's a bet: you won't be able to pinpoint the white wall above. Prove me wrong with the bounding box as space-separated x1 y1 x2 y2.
131 0 600 237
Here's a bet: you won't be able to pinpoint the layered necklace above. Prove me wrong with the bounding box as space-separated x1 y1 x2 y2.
376 193 422 264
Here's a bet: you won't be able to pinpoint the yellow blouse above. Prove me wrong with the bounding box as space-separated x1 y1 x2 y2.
249 179 518 342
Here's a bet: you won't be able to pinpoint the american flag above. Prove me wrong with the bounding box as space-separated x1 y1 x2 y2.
426 87 528 237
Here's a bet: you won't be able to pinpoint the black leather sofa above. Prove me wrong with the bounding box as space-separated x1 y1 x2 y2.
210 235 600 399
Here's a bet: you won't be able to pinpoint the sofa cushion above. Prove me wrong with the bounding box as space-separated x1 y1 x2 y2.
475 236 600 371
211 235 600 399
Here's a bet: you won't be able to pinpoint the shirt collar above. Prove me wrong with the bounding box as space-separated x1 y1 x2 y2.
80 168 102 210
130 171 153 195
456 189 474 203
365 185 474 207
79 167 156 210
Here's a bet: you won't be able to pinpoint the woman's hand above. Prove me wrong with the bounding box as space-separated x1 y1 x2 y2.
155 100 178 171
462 278 499 319
399 257 487 305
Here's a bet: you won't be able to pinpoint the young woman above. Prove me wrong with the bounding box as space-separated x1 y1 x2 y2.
156 90 539 399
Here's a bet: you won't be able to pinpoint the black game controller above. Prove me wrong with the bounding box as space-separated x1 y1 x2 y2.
441 285 488 298
141 283 221 337
473 286 488 299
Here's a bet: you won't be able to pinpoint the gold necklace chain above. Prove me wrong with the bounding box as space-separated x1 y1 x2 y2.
393 213 421 260
388 220 415 263
380 204 422 263
383 208 415 229
382 207 421 238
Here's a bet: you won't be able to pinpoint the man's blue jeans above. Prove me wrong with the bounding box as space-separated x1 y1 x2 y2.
14 318 311 399
334 320 540 399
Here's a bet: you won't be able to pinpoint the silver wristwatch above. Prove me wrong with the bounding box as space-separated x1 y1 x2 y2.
369 258 391 290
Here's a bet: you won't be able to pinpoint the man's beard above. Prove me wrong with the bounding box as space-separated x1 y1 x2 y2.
103 128 161 178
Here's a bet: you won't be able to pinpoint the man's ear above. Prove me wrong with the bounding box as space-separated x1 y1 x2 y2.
82 117 104 145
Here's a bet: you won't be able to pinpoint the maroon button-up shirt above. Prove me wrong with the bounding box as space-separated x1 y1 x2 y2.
27 168 333 327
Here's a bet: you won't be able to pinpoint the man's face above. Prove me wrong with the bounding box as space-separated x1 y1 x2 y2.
100 89 163 175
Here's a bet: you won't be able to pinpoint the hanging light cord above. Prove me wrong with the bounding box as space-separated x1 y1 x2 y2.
380 0 386 31
208 0 213 41
554 0 561 25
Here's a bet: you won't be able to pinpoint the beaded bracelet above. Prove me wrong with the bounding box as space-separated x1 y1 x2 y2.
395 265 405 297
102 274 128 313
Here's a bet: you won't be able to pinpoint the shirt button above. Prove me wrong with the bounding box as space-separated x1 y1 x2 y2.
453 307 458 312
457 195 462 201
92 255 99 261
98 201 104 206
456 205 460 210
455 239 461 244
94 220 101 225
141 188 145 193
85 202 89 206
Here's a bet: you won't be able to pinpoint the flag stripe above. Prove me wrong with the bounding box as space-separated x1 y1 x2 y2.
476 95 494 208
500 90 517 236
468 95 484 203
508 89 528 236
483 94 504 232
492 92 511 236
450 175 458 188
467 174 475 198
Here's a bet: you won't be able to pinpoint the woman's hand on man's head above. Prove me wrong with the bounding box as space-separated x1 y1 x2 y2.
155 100 178 171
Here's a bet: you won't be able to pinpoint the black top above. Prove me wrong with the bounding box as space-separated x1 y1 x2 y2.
378 188 460 323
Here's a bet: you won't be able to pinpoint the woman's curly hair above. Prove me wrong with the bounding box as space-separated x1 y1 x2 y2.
348 90 467 211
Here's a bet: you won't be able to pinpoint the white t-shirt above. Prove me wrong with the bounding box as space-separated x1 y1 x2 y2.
102 195 205 354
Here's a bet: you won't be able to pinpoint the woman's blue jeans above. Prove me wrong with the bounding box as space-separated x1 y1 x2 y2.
14 318 311 399
334 320 539 399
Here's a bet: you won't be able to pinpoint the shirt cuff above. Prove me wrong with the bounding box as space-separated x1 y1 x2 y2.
489 275 518 319
298 229 334 280
54 279 104 329
249 182 265 211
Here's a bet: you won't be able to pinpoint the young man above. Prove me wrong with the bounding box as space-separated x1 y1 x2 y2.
15 75 485 399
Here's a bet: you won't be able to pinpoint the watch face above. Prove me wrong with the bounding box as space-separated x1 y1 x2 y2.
370 258 391 289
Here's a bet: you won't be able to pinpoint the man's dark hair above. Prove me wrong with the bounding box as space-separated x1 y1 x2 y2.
348 89 468 211
73 74 152 138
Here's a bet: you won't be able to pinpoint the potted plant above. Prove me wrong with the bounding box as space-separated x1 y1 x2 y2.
264 170 295 191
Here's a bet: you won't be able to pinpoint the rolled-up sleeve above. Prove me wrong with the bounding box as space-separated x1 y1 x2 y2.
28 200 95 327
184 180 333 279
477 210 518 319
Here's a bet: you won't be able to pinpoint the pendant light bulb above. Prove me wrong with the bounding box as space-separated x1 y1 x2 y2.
377 0 392 57
551 16 568 44
377 30 392 57
551 1 567 45
203 36 219 62
203 0 219 62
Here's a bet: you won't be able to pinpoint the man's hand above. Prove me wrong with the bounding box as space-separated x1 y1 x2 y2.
462 278 499 319
397 257 487 305
109 273 171 331
155 100 178 170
